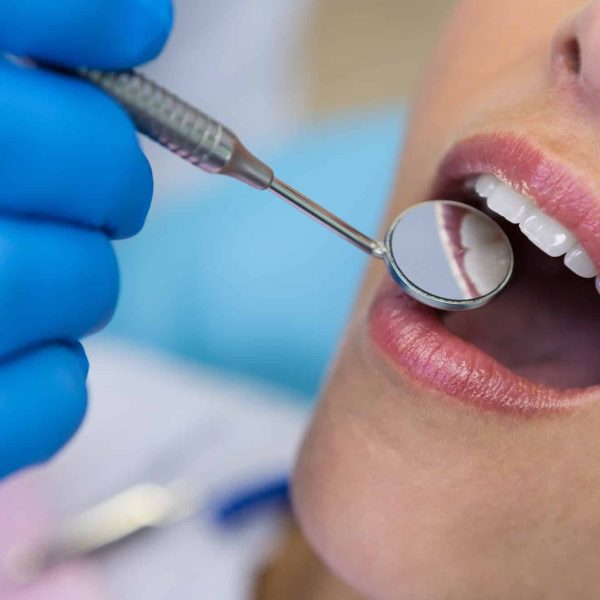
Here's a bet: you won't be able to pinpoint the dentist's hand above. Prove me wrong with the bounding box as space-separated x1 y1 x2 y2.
0 0 172 478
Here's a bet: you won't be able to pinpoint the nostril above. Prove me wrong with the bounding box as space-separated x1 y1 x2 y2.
563 36 582 75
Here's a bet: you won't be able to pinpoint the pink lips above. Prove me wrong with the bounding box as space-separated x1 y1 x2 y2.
369 281 583 414
368 133 600 414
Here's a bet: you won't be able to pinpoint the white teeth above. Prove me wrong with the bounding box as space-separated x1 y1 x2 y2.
474 174 498 197
564 244 598 278
519 212 576 257
484 182 535 224
474 173 598 282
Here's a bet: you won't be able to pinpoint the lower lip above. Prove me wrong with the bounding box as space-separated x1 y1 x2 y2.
368 281 584 415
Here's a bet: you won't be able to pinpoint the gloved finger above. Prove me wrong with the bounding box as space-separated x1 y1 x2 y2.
0 217 119 360
0 343 88 478
0 59 153 239
0 0 173 69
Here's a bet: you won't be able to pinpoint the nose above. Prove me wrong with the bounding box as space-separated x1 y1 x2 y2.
551 1 600 101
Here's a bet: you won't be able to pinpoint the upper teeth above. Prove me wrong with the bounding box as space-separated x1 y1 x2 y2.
474 174 599 280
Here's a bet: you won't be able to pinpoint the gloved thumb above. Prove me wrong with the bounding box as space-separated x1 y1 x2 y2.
0 0 174 69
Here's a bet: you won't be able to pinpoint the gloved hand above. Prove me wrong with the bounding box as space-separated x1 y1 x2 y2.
0 0 173 478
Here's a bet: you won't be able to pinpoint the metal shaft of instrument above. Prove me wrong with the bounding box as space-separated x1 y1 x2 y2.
73 68 385 258
268 178 385 258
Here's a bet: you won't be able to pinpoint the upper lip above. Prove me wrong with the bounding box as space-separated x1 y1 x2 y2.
431 133 600 270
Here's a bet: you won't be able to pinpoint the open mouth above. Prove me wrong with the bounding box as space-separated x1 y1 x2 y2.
444 173 599 390
369 133 600 414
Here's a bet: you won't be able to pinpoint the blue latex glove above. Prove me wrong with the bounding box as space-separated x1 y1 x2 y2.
0 0 173 478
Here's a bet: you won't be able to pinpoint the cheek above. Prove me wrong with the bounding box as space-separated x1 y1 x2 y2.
393 0 572 209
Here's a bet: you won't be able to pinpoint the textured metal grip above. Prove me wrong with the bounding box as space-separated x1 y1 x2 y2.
79 69 273 189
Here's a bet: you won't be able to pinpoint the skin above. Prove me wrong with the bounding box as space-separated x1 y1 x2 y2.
292 1 600 598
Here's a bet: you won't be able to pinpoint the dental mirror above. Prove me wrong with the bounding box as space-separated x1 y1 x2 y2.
78 69 514 311
269 181 514 311
383 201 513 311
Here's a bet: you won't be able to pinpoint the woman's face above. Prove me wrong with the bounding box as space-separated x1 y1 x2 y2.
293 1 600 598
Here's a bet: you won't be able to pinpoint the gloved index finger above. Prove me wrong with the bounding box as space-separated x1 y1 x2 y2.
0 0 173 69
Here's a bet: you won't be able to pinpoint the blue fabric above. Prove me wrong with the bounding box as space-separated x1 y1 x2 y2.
0 0 172 477
110 110 405 399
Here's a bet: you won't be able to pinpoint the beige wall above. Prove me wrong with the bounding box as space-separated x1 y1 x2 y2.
306 0 455 114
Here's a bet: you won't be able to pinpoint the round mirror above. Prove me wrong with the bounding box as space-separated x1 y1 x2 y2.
384 201 513 311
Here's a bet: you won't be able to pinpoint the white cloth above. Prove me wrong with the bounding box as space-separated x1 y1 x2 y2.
34 339 309 600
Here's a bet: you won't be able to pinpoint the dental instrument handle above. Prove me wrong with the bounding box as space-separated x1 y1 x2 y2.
79 68 273 189
77 68 385 257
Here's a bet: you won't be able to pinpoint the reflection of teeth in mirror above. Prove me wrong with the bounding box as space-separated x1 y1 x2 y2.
460 213 511 296
475 174 598 279
436 204 479 298
596 275 600 296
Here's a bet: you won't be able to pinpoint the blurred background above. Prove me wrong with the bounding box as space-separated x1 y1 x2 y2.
307 0 454 114
0 3 457 599
142 0 455 195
